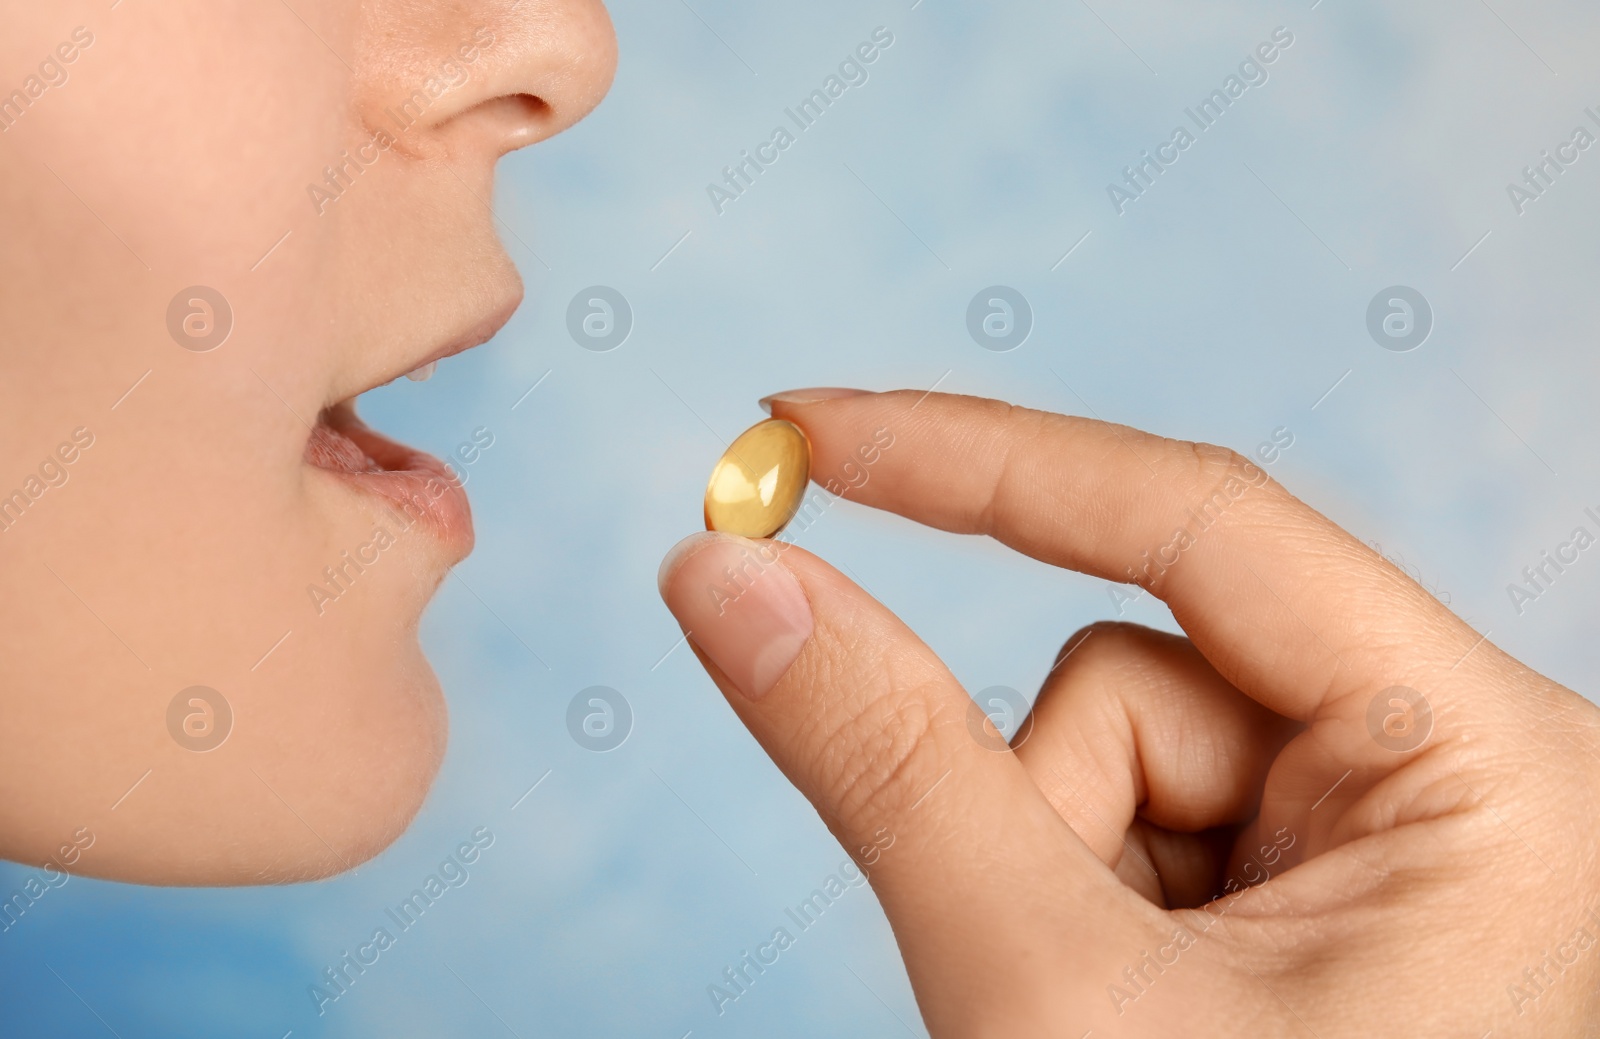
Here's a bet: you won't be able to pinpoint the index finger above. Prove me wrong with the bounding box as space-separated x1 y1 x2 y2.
769 389 1483 722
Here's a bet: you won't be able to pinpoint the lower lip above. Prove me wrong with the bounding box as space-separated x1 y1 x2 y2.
305 413 474 551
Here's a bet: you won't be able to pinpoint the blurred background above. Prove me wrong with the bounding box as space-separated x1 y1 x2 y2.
5 0 1600 1034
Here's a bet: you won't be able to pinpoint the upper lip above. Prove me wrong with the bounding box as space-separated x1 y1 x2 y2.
322 290 523 415
403 296 521 382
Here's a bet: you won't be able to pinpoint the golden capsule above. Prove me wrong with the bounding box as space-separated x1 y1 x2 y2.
704 419 812 538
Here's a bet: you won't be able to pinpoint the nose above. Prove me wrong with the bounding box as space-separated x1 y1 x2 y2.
361 0 618 161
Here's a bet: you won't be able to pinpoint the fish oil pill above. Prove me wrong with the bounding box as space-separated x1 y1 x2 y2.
704 419 811 539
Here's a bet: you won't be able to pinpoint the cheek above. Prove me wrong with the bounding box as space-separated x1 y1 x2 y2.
3 0 359 518
44 3 349 268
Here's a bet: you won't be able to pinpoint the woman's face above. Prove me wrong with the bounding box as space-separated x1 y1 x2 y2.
0 0 615 884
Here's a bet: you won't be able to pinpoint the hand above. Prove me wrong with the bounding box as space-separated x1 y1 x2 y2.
657 390 1600 1037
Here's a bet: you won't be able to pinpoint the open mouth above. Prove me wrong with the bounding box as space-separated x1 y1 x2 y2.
298 293 520 551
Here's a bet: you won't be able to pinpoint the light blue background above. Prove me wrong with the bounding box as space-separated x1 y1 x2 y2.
5 0 1600 1035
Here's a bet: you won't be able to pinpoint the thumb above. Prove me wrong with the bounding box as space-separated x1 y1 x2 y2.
657 532 1147 1020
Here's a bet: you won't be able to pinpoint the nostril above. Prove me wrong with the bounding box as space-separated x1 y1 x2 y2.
461 92 554 151
503 93 553 122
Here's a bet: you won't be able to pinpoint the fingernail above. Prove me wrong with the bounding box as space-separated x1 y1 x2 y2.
758 387 870 416
658 532 813 700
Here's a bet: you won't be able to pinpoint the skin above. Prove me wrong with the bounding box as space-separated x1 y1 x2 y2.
659 390 1600 1037
0 0 615 884
6 3 1594 1032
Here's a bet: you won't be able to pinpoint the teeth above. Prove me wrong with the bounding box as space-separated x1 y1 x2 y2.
405 361 438 382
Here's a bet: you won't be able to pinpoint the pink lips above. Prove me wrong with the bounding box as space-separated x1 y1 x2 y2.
305 402 474 551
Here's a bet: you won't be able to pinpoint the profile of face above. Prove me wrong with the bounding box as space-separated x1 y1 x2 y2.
0 0 616 884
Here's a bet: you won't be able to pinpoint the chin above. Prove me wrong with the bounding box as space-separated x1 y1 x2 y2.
102 643 451 888
256 645 453 886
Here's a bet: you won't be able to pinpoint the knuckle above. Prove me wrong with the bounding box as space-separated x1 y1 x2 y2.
1181 440 1264 491
804 668 952 836
1051 620 1164 681
1158 438 1285 533
976 404 1054 535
